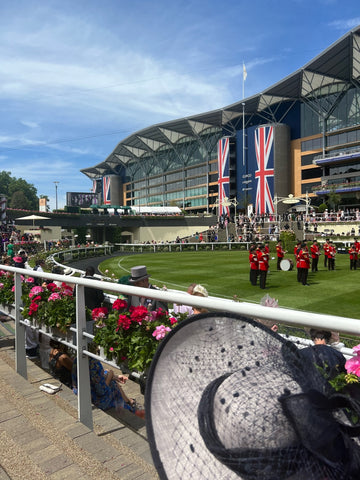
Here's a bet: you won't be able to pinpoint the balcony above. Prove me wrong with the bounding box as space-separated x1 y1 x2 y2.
312 179 360 195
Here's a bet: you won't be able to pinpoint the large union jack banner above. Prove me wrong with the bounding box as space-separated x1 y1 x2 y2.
217 137 230 217
102 176 111 205
254 126 274 215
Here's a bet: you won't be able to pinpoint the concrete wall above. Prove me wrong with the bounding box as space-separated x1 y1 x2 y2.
132 225 210 243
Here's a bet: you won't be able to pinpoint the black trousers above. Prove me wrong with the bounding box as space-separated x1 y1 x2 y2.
250 269 257 285
350 259 357 270
311 257 318 272
328 258 335 270
259 270 267 289
299 268 309 285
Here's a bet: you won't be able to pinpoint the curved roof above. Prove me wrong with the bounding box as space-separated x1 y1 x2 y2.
81 25 360 180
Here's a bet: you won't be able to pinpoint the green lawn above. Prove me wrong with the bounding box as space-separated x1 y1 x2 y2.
99 250 360 320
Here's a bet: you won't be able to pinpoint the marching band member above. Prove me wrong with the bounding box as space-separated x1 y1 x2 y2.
298 242 310 286
310 239 320 272
327 240 336 270
323 238 330 267
249 246 259 286
258 245 269 290
348 243 358 270
276 240 286 271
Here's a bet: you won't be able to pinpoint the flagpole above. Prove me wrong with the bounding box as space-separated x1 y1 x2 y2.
242 62 247 168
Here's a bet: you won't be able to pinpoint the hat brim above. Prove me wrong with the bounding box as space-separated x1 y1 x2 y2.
145 312 334 479
129 274 150 283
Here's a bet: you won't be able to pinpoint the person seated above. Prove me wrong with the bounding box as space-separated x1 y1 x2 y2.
172 283 196 316
191 284 209 314
72 357 145 418
127 265 168 312
48 340 73 388
299 329 346 381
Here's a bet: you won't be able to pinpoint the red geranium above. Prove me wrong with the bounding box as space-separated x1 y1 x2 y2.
113 298 128 311
129 305 149 324
117 314 132 330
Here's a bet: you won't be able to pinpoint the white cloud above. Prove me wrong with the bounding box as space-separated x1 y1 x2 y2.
328 18 360 30
20 120 39 129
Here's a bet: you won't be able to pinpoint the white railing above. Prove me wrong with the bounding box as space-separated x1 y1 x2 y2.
3 264 360 430
114 242 250 252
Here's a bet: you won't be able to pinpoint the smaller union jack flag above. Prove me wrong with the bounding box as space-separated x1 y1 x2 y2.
91 179 97 194
254 126 274 215
217 137 230 217
103 176 111 205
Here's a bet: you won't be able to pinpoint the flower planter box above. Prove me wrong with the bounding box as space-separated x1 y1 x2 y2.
1 303 16 318
50 326 73 343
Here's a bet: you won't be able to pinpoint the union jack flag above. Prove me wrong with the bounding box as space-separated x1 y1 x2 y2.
254 126 274 215
217 137 230 217
103 176 111 205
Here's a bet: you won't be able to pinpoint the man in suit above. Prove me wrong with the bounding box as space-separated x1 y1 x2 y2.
127 265 168 311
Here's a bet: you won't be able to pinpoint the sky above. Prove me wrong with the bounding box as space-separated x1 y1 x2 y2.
0 0 360 210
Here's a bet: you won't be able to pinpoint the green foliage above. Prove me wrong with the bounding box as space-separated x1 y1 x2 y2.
318 203 328 213
93 300 185 372
327 186 341 210
0 171 38 210
279 230 296 251
73 227 87 244
0 272 15 305
10 190 31 209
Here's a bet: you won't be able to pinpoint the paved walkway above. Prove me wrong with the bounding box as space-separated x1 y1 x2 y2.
0 315 158 480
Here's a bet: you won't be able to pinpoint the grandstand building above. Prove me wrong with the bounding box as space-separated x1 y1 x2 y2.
81 26 360 216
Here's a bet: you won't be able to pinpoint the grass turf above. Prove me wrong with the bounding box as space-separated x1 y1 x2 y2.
99 250 360 320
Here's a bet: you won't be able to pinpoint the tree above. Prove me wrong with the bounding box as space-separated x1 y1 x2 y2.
0 171 38 210
327 187 341 210
9 190 31 210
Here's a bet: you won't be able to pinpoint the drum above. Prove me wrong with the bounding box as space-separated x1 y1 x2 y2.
280 258 293 271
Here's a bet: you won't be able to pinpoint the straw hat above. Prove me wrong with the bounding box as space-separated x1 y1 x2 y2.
145 312 360 479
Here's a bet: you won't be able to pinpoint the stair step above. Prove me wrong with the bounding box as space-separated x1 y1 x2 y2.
0 344 157 479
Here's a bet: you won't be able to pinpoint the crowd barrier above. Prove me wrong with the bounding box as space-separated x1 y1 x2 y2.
2 264 360 430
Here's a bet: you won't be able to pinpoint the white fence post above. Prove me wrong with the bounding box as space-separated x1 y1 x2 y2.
75 284 93 430
14 272 27 379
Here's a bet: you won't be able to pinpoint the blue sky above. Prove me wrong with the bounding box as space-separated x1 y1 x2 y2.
0 0 359 210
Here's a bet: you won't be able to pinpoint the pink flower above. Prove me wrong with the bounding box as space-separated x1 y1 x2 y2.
29 286 44 298
48 293 61 302
61 284 73 296
170 317 177 325
345 344 360 377
25 277 35 284
92 307 108 320
109 347 114 352
152 325 171 341
345 356 360 377
0 283 3 289
11 286 15 292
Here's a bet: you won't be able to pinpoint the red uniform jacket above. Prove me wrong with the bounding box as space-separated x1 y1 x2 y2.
349 247 358 260
258 253 269 271
249 253 259 270
276 245 284 258
298 248 310 269
310 244 320 259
